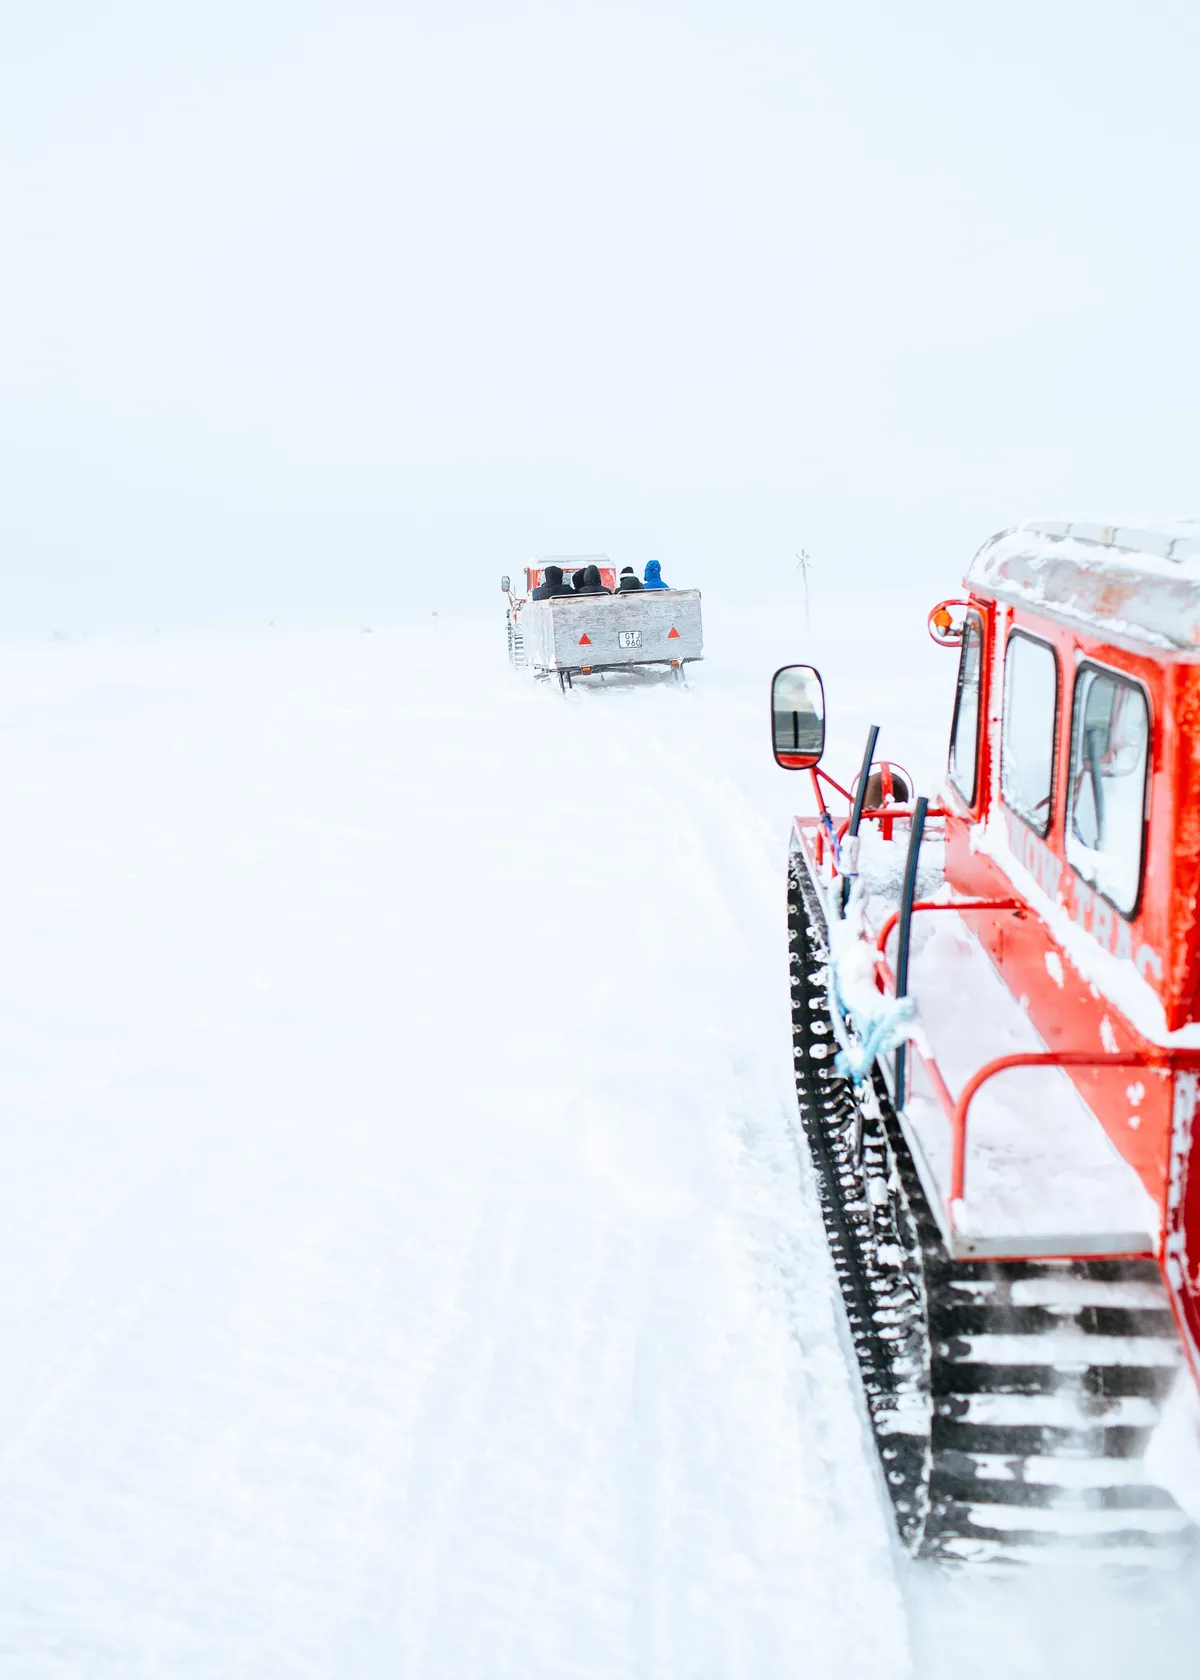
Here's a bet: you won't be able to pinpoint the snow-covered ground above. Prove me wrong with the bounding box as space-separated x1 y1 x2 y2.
0 590 1196 1676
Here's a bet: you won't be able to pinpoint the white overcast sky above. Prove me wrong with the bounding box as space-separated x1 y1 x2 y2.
1 0 1198 625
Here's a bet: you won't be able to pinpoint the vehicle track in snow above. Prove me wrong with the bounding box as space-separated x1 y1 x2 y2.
0 621 910 1679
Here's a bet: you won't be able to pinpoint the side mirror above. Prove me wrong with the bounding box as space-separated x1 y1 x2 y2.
501 575 511 592
927 598 969 647
772 664 825 769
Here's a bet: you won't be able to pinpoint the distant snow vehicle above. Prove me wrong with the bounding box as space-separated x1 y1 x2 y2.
502 558 703 689
775 518 1200 1563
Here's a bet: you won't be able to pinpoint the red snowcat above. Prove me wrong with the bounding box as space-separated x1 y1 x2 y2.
774 518 1200 1563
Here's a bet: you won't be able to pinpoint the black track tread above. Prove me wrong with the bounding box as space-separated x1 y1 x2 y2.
932 1305 1177 1338
931 1362 1173 1399
788 847 931 1549
932 1420 1151 1458
934 1470 1180 1512
935 1515 1185 1553
786 840 1195 1563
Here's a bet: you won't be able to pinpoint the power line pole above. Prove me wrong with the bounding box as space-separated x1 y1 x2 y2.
795 550 813 629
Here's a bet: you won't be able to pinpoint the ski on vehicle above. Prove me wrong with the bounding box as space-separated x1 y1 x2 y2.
774 520 1200 1564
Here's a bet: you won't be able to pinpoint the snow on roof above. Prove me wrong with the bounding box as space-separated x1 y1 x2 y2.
966 518 1200 656
532 554 612 567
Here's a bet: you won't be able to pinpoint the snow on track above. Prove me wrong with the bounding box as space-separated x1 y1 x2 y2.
0 618 910 1677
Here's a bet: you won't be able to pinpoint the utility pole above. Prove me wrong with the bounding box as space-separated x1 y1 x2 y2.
795 550 813 630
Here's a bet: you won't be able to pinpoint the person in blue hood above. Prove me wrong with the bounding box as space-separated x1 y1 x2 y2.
643 559 669 589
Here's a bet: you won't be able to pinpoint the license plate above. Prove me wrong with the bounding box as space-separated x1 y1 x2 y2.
618 630 642 649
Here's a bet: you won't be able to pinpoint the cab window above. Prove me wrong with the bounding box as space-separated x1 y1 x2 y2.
1001 632 1058 835
1066 665 1149 917
948 612 983 805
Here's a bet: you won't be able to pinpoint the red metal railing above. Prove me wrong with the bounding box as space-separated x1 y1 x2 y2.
947 1049 1200 1206
874 898 1023 969
793 815 1200 1235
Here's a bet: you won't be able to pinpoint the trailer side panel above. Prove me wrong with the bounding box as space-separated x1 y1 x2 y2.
522 590 703 672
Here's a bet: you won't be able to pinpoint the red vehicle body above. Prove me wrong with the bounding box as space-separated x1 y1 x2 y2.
931 525 1200 1386
524 561 618 593
777 518 1200 1559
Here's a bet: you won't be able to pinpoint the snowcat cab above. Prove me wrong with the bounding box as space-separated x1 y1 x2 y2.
502 556 703 688
775 518 1200 1564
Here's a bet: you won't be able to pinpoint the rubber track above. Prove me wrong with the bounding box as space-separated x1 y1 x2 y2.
787 844 1194 1564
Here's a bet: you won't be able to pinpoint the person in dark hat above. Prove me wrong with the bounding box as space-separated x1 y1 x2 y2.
574 564 612 595
617 567 643 592
532 565 572 599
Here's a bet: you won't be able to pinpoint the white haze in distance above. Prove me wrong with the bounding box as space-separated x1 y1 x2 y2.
1 0 1198 628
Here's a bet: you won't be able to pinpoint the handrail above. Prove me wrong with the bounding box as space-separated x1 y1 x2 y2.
948 1049 1200 1206
796 807 949 841
875 897 1023 957
835 806 949 839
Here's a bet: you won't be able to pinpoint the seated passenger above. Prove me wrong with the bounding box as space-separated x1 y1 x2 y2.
643 559 670 589
532 564 571 599
571 569 588 592
574 563 612 595
617 567 643 592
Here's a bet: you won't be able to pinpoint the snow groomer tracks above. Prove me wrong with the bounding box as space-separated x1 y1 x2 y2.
789 851 1193 1565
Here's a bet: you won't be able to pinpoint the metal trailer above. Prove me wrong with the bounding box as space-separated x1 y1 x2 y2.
502 563 703 689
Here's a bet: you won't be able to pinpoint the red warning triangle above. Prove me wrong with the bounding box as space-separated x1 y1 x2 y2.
578 633 591 645
667 626 680 639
